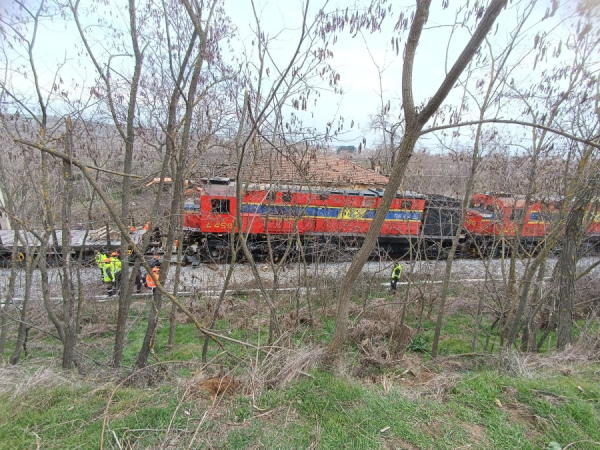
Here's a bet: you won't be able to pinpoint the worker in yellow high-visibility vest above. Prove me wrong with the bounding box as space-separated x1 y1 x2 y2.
390 262 402 293
95 250 108 278
109 252 122 296
100 257 116 296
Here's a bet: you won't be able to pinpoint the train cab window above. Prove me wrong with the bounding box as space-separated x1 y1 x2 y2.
282 192 293 203
510 209 523 221
401 201 412 210
319 193 330 201
211 199 230 214
267 191 277 201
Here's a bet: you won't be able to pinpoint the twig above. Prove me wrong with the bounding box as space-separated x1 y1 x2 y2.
563 440 600 450
298 370 315 379
111 430 122 450
187 410 208 449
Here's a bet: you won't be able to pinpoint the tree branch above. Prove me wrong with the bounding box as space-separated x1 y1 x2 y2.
417 0 508 124
420 119 600 149
13 139 143 177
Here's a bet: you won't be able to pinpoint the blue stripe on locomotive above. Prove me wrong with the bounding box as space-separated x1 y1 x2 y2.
240 204 421 221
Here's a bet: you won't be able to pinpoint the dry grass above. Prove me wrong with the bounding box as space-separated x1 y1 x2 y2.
496 348 536 378
400 369 462 403
244 345 326 394
0 362 72 396
526 332 600 372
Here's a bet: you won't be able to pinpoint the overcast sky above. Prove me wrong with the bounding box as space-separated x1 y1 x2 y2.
1 0 580 152
221 0 571 150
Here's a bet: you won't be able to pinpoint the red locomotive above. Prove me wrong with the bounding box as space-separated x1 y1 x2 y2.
183 178 432 262
463 193 600 255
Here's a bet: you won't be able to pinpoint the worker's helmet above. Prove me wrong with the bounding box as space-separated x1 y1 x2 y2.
111 252 119 257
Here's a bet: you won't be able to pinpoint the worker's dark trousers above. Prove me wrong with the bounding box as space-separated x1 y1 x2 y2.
135 273 143 293
106 281 115 297
106 272 122 297
390 278 398 291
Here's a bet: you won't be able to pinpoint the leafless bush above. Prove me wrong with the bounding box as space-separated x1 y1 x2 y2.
496 349 535 378
245 345 325 394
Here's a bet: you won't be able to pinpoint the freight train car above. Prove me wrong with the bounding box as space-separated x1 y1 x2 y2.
0 228 148 266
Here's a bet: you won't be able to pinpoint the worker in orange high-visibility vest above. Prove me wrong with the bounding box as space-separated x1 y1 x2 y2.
145 266 160 292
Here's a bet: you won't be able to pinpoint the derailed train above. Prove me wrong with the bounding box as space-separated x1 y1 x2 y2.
181 178 600 263
2 178 597 265
182 177 462 262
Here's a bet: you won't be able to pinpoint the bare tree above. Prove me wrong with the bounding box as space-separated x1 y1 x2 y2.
430 0 538 357
327 0 509 356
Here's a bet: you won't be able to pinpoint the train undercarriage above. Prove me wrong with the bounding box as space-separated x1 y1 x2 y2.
179 230 461 266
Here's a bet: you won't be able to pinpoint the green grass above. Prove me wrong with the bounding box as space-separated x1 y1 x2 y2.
2 285 600 449
2 363 599 449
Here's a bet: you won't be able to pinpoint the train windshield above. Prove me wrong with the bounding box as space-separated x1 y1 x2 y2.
470 207 496 220
184 203 200 211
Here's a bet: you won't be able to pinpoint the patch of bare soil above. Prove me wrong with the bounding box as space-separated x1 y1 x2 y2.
188 376 243 400
463 422 489 447
502 399 548 439
382 436 419 449
423 419 444 439
499 386 547 439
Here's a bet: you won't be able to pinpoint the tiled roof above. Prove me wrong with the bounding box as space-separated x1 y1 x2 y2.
243 155 389 188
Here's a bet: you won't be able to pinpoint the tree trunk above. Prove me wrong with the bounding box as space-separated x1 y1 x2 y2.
136 289 163 368
327 130 420 354
556 201 587 349
9 249 35 365
112 0 145 368
61 116 77 370
0 239 19 356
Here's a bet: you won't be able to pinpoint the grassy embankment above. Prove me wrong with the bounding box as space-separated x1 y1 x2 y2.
0 278 599 449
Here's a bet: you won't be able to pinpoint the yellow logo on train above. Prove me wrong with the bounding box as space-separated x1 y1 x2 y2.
338 207 368 220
